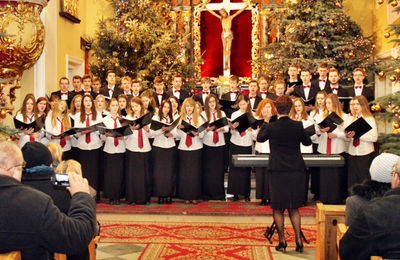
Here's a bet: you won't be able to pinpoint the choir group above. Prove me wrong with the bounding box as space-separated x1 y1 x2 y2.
13 63 378 206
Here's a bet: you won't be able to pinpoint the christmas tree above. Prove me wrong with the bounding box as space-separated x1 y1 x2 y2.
372 0 400 155
90 0 198 89
258 0 375 83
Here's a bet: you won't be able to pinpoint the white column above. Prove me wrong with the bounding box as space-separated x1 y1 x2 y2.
34 9 46 98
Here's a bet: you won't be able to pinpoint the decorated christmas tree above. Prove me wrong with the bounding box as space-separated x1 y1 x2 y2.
258 0 375 83
371 0 400 155
90 0 198 89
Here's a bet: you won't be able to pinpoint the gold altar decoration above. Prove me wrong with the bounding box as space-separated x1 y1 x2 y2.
193 0 260 79
0 0 49 80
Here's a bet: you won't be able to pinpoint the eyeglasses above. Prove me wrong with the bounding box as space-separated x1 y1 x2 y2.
6 161 26 172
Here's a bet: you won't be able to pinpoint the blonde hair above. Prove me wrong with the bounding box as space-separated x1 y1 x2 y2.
95 94 106 111
180 98 201 127
51 100 71 130
46 142 63 165
55 159 82 176
350 95 373 119
323 93 344 119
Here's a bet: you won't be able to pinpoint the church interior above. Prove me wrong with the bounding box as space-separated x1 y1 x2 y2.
1 0 400 259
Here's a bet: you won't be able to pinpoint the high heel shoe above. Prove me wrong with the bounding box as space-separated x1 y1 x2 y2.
295 241 304 252
275 241 287 252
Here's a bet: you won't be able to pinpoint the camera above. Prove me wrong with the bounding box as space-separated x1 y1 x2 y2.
52 173 70 187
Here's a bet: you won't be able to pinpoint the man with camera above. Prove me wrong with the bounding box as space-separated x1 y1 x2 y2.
0 141 96 259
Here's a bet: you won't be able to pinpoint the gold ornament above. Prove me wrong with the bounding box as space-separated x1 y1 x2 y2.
394 121 400 130
311 37 317 41
371 105 376 112
395 68 400 75
299 54 304 58
372 44 376 49
311 22 316 27
349 52 354 57
384 32 391 38
390 75 397 82
0 0 49 80
391 0 398 7
280 42 286 46
0 109 7 119
324 45 328 50
329 19 334 25
377 0 384 4
394 129 399 134
378 71 385 77
375 104 382 112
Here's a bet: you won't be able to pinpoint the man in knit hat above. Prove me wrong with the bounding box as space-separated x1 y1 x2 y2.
340 153 400 260
0 141 95 259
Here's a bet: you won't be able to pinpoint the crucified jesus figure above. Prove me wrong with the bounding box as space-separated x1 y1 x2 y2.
205 4 248 70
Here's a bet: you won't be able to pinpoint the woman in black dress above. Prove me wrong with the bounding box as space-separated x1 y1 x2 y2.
257 95 311 253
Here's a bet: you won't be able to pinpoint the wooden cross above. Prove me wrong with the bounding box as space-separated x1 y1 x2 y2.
204 0 248 76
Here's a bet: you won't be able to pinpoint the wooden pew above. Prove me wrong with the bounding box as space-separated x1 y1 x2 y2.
54 236 99 260
316 202 346 260
0 252 21 260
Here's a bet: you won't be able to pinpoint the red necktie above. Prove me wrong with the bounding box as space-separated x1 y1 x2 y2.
331 87 338 92
303 85 310 89
174 90 181 93
85 114 91 144
319 79 326 82
250 96 256 99
203 91 209 95
138 129 143 149
163 117 169 138
326 137 331 155
259 92 267 95
212 113 219 144
353 138 360 147
185 117 193 148
57 118 66 148
156 93 163 96
28 115 34 142
230 91 238 94
113 117 119 146
355 86 362 89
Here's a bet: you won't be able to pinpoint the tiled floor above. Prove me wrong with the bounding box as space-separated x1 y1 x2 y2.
96 213 317 260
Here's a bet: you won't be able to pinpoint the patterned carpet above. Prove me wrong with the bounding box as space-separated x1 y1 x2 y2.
99 220 317 259
96 201 316 216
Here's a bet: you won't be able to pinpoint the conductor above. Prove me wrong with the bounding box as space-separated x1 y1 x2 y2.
257 95 311 253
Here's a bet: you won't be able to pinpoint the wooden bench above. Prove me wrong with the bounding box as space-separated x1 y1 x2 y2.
0 252 21 260
54 236 99 260
316 202 346 260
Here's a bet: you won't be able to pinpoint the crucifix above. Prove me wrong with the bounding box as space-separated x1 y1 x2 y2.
203 0 248 77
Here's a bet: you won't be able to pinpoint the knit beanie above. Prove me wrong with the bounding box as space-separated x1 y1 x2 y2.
369 153 400 183
21 142 53 169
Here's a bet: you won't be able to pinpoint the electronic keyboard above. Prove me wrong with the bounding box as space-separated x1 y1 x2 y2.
232 154 345 167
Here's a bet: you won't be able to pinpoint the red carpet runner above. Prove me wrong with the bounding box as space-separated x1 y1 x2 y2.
99 220 316 259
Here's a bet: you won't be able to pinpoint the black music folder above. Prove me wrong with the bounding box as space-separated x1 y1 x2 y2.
181 120 209 137
44 128 78 138
164 118 180 134
150 120 173 131
304 124 316 137
97 124 132 137
231 112 257 134
120 113 152 129
209 117 229 129
345 117 372 139
74 122 106 133
13 115 45 132
318 112 343 132
219 99 236 109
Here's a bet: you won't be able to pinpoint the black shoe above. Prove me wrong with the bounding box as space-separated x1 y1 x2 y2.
275 241 287 252
245 197 251 202
260 199 267 206
233 195 239 201
115 199 120 205
166 197 172 204
158 197 163 204
109 200 115 205
295 242 304 252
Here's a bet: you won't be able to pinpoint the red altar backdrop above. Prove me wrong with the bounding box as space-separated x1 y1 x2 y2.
200 0 252 78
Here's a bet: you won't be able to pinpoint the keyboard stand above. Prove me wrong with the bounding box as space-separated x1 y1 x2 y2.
264 221 310 245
